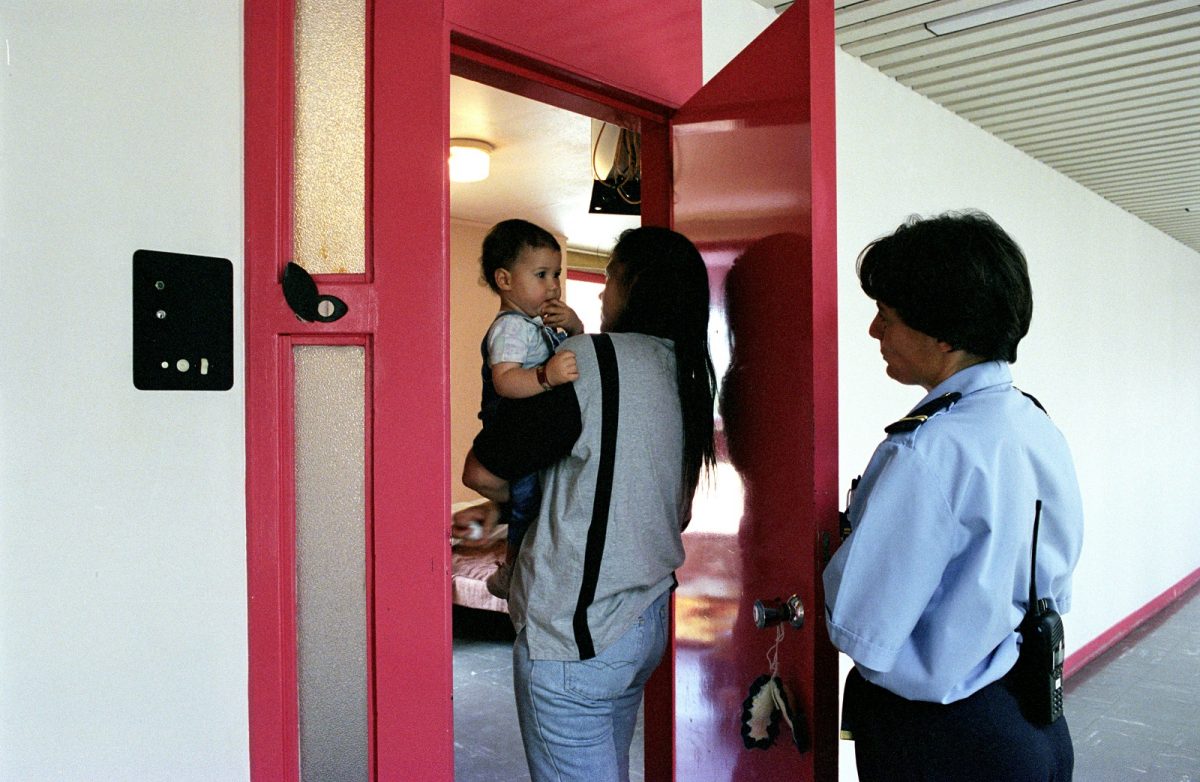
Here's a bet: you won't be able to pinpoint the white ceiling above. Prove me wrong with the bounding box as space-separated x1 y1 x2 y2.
450 0 1200 254
449 76 639 255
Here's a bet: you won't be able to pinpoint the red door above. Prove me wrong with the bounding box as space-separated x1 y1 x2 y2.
246 1 835 779
669 5 839 780
245 2 453 779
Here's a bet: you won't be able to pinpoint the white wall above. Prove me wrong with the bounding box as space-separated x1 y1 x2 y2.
0 2 248 780
834 47 1200 649
701 0 776 82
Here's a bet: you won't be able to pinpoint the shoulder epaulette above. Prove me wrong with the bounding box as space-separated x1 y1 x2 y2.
884 392 962 434
1015 387 1049 416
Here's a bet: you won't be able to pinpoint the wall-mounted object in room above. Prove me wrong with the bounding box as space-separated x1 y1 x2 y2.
588 125 640 216
132 250 234 391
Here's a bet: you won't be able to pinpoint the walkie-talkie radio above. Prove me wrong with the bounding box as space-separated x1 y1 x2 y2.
1016 499 1065 725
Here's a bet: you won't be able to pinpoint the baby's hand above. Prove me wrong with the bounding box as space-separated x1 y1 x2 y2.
541 299 584 336
545 350 579 388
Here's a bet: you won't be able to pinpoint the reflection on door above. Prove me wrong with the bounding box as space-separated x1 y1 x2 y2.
671 4 839 780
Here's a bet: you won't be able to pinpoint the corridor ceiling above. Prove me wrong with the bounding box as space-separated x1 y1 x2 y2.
813 0 1200 252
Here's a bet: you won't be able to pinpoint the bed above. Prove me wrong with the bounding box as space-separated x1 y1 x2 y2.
451 499 509 614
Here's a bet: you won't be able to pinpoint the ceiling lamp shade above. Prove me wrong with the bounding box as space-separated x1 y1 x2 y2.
448 138 494 183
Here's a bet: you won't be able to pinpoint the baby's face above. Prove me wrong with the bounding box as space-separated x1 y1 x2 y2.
502 246 563 317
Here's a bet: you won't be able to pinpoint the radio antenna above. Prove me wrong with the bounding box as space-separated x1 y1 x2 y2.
1030 499 1042 608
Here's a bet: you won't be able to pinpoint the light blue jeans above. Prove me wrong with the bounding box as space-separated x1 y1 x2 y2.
513 589 670 782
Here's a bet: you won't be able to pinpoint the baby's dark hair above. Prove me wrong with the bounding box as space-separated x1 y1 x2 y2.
480 219 561 293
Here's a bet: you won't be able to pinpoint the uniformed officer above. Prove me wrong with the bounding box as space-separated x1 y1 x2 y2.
824 210 1084 781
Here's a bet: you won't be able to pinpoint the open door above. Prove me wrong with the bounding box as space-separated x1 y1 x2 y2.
669 5 839 780
247 0 834 778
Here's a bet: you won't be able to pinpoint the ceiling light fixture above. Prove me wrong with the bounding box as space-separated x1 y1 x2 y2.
448 139 494 183
925 0 1077 36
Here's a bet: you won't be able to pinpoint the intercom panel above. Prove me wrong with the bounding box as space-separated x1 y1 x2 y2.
133 250 233 391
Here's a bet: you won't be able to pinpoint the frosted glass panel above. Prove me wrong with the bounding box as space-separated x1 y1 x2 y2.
294 0 366 274
294 345 367 781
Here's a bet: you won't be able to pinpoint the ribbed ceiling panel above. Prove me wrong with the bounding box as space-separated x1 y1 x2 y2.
791 0 1200 251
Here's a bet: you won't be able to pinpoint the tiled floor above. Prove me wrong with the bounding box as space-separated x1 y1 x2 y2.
1065 583 1200 781
453 584 1200 781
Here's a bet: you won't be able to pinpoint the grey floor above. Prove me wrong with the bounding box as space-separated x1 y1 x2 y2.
1065 583 1200 781
453 584 1200 781
452 606 645 782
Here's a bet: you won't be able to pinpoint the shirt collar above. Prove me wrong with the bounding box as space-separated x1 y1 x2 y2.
916 360 1012 412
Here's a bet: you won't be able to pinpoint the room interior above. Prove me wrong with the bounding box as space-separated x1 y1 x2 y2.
446 73 645 606
446 74 649 778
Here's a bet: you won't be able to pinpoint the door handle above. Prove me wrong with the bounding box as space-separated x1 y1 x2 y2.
282 261 348 323
753 594 804 630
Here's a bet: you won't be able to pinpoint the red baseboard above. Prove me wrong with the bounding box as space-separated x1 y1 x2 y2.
1065 566 1200 678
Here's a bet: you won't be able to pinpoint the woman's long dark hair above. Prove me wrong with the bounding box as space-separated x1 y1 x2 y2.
606 227 717 498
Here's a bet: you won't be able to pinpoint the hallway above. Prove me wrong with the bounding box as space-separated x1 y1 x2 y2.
453 582 1200 781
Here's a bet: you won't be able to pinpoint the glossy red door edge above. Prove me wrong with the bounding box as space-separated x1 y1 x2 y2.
806 5 840 779
669 4 838 779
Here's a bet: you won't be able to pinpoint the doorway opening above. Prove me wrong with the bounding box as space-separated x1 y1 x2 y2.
447 73 645 780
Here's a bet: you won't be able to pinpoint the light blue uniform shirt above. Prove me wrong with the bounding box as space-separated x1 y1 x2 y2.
824 361 1083 703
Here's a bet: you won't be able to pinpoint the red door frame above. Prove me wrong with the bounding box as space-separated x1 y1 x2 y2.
245 2 836 779
449 41 687 782
245 1 697 778
245 1 452 778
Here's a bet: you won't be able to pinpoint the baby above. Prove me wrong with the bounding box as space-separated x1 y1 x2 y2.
476 219 582 598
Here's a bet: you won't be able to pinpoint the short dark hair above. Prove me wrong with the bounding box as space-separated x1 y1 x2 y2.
857 210 1033 362
479 219 560 293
